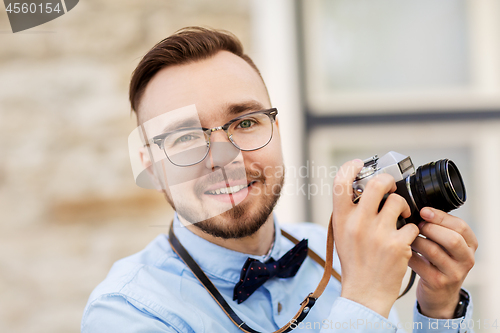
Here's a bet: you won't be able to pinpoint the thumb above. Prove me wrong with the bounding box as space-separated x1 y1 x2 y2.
399 222 420 245
332 159 364 214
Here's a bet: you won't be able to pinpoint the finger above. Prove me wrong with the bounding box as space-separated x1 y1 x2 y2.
397 222 420 245
332 159 364 214
420 207 478 250
408 250 442 281
379 193 411 225
411 236 457 275
357 173 397 215
418 222 471 262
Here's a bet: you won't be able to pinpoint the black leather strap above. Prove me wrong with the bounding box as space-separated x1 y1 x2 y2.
398 270 417 299
168 220 415 332
168 226 260 333
168 224 332 333
453 289 469 318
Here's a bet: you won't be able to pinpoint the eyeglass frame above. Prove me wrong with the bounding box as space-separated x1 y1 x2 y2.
149 108 278 167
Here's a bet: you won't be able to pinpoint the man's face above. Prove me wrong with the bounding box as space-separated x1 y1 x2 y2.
139 51 284 238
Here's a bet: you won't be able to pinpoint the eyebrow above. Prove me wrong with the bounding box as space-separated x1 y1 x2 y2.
158 101 267 134
160 118 201 134
226 101 267 116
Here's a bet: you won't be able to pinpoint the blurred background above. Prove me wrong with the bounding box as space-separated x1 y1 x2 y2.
1 0 499 332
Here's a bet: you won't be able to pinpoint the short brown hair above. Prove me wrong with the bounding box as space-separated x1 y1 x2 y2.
129 26 266 117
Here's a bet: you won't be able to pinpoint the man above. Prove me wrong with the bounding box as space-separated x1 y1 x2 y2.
82 27 477 332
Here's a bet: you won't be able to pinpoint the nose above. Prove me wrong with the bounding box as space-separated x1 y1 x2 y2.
205 129 240 170
209 127 229 143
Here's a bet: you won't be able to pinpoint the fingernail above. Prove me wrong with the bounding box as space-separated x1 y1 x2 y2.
420 208 434 220
353 159 364 167
418 222 425 229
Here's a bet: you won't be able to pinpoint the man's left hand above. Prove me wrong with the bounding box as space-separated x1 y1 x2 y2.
408 207 478 319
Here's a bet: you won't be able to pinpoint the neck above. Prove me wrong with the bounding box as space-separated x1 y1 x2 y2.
181 214 275 256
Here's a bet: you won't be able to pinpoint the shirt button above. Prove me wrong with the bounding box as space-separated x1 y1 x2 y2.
278 302 283 314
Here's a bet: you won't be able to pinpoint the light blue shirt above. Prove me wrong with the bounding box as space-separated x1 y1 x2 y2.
81 215 474 332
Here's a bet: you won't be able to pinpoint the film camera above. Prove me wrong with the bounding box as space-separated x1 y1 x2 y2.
352 151 466 229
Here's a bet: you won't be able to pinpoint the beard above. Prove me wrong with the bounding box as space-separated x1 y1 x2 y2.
167 166 285 239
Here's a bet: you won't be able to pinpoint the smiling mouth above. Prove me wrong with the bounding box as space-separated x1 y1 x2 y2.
204 181 256 195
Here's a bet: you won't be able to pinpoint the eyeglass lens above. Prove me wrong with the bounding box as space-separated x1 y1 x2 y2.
163 112 274 166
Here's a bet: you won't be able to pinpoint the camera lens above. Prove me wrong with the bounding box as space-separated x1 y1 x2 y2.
409 159 466 212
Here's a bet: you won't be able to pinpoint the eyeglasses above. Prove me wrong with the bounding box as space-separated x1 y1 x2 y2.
151 108 278 167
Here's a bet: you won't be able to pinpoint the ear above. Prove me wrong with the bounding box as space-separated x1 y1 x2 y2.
139 146 166 192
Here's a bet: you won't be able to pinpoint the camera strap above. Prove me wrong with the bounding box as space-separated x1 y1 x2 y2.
168 215 414 333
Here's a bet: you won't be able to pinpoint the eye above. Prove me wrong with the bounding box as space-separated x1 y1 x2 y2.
237 119 256 129
174 134 197 144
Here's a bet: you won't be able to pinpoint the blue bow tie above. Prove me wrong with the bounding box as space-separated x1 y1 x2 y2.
233 239 308 303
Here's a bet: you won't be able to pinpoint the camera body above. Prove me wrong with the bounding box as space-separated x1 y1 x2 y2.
352 151 466 229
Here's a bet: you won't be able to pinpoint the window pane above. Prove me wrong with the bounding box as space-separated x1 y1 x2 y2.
315 0 471 91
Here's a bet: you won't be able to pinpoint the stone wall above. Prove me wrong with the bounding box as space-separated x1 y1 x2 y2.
0 1 251 332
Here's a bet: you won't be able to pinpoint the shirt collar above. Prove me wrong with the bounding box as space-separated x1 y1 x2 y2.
172 213 282 284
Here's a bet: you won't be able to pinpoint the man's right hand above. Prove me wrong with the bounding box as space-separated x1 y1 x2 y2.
331 159 420 318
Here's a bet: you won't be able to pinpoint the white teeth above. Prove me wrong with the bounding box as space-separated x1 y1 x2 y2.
207 184 247 195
